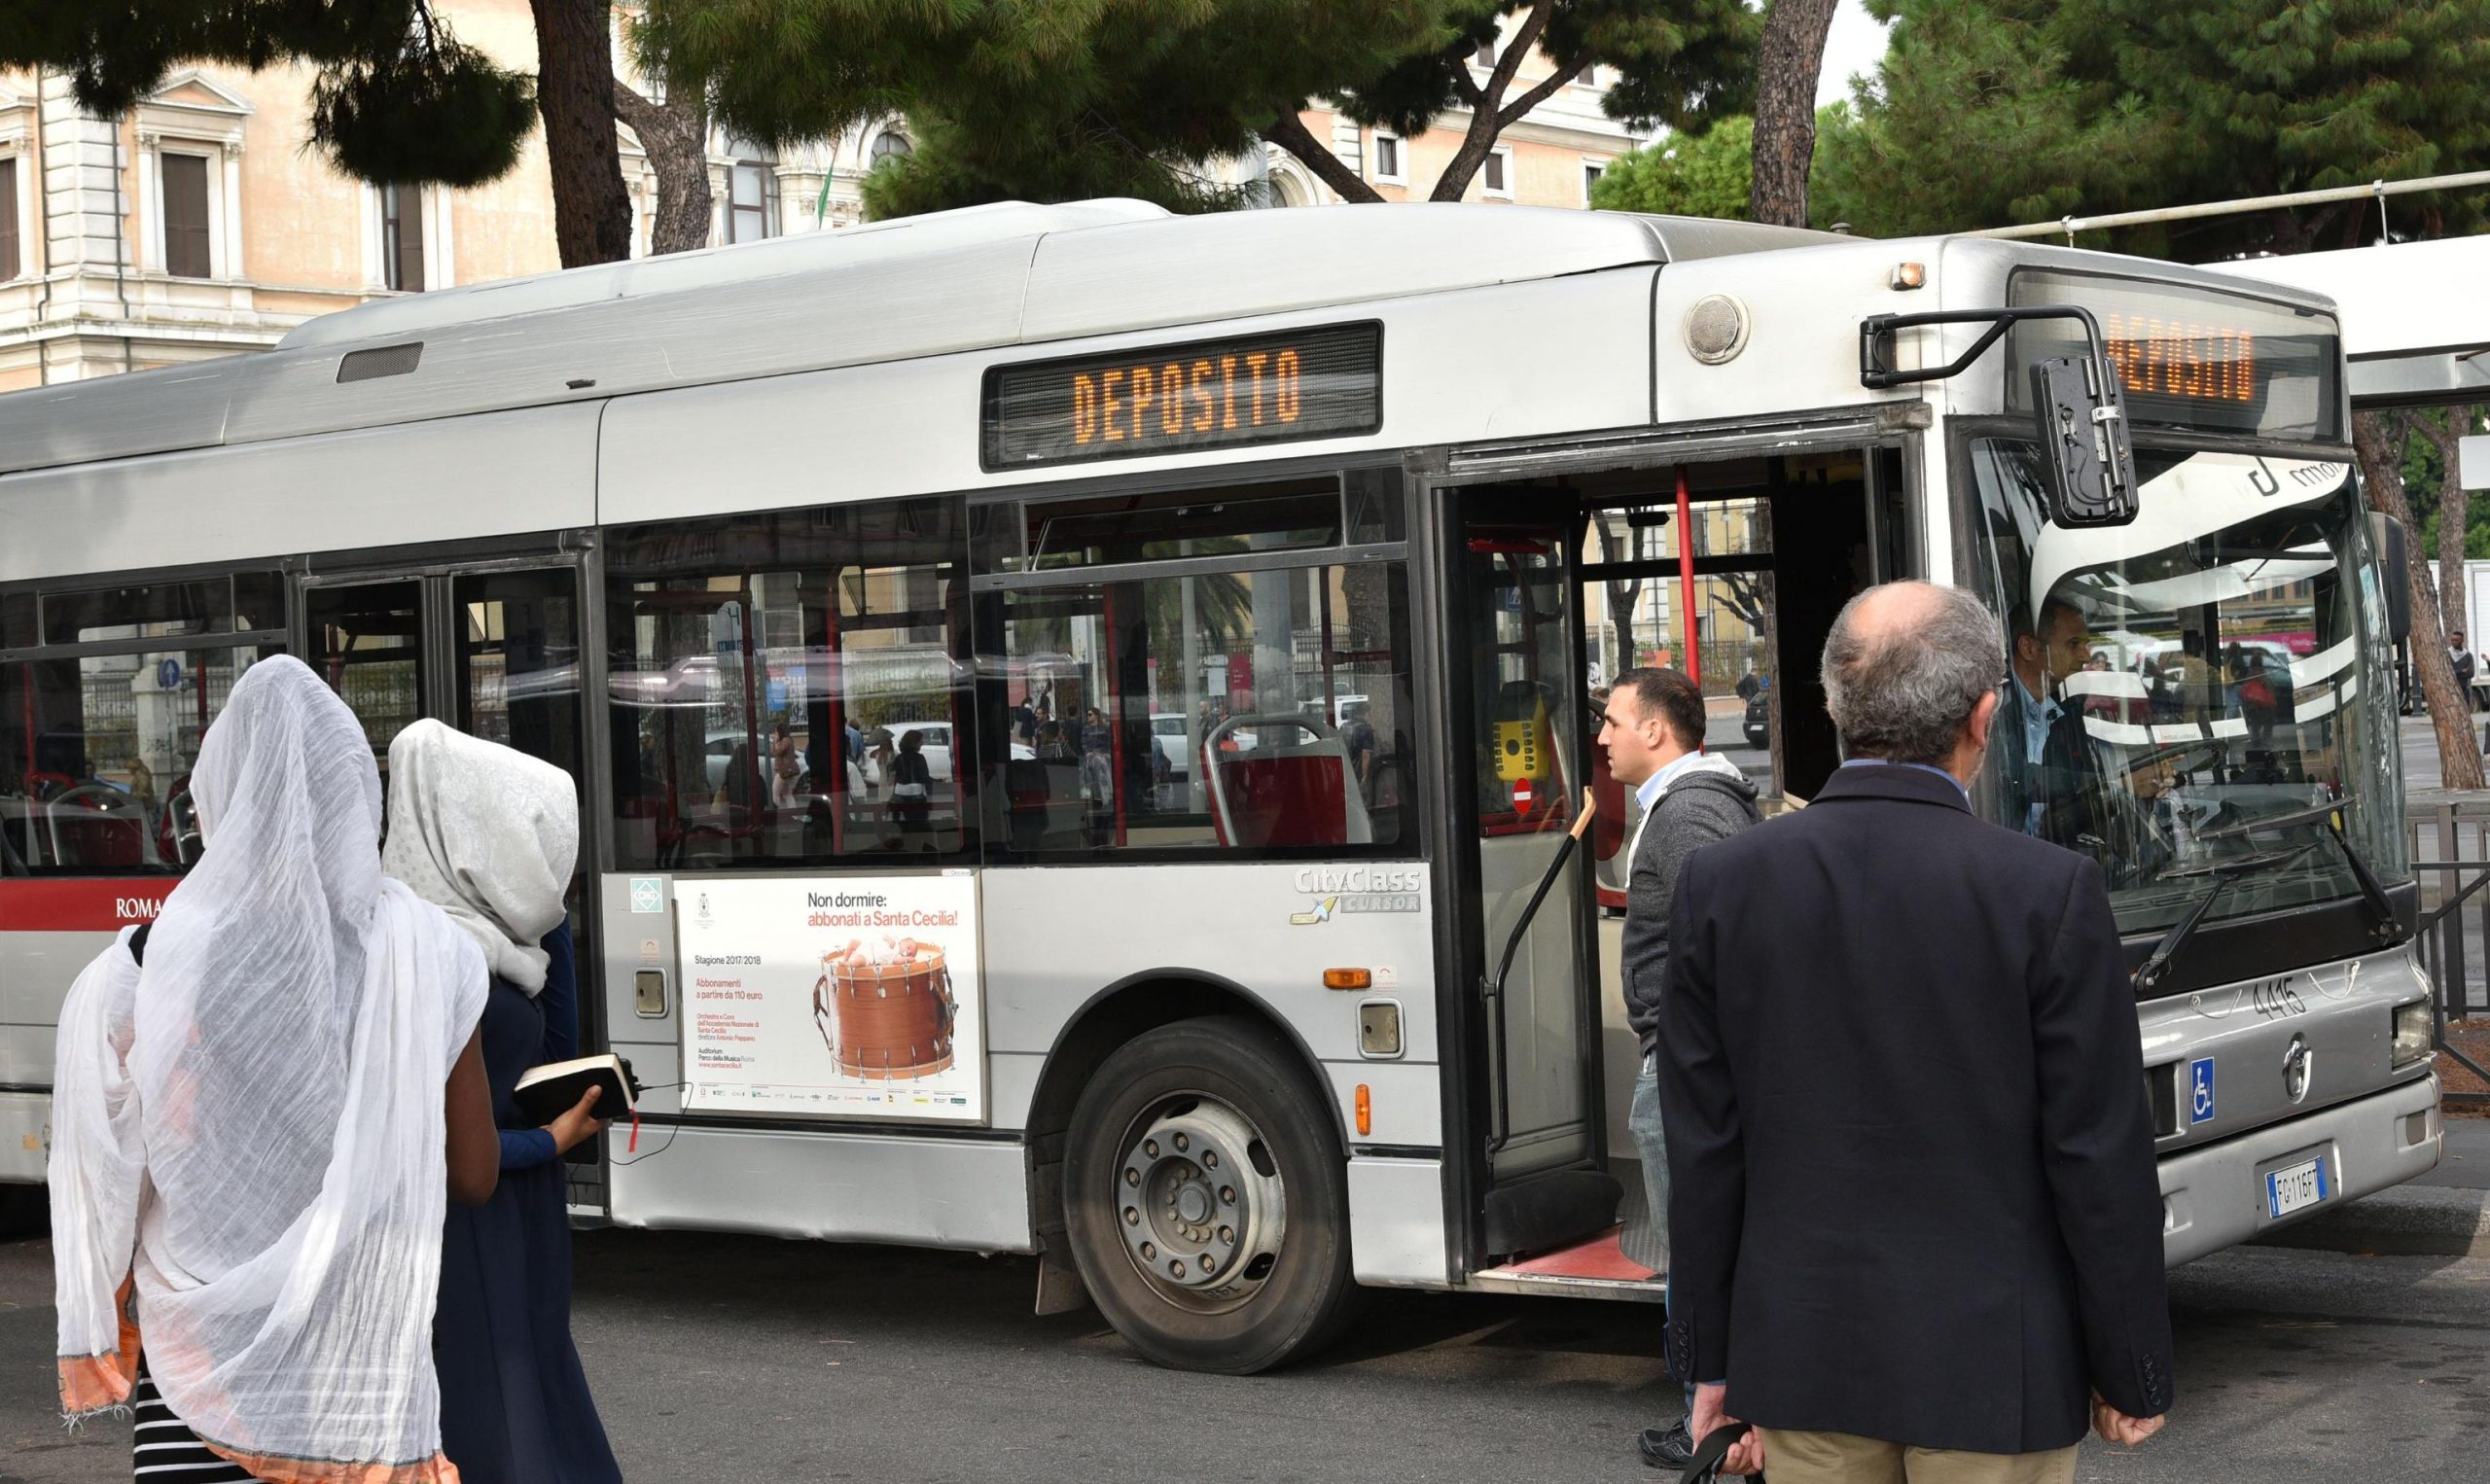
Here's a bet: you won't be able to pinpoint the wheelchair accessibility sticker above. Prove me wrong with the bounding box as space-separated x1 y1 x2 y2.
2189 1057 2216 1124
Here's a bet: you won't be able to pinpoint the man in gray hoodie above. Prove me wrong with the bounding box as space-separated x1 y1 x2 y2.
1598 666 1762 1472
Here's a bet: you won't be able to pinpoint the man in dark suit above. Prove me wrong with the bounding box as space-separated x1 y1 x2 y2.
1659 581 2172 1481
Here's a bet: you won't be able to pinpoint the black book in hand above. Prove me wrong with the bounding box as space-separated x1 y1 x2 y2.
514 1053 640 1126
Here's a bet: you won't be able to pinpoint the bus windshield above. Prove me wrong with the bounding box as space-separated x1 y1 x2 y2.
1963 437 2407 936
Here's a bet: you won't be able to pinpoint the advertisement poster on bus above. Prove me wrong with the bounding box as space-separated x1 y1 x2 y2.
674 873 984 1124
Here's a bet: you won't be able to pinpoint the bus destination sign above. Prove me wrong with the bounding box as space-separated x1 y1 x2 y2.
981 322 1382 470
2007 269 2341 441
2103 312 2256 404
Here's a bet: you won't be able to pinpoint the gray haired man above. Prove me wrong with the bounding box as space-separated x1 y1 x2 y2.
1659 582 2172 1482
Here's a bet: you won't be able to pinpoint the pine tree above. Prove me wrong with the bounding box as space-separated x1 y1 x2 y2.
1810 0 2490 253
1747 0 1836 225
639 0 1756 218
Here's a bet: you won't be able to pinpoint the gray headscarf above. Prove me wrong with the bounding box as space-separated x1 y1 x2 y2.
381 719 579 994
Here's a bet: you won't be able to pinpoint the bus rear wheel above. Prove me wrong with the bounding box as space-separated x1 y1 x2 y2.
1062 1016 1357 1374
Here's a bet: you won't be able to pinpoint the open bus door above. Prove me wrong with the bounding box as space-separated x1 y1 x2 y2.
1441 489 1619 1264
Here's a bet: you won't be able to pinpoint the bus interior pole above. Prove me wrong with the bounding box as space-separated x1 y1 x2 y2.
1675 468 1698 689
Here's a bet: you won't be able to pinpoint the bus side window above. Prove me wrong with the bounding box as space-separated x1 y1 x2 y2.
987 564 1416 856
0 647 273 876
603 499 972 869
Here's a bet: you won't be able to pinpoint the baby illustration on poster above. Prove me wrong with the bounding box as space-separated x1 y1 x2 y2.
675 873 984 1122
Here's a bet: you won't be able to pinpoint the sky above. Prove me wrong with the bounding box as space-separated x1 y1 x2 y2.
1818 0 1892 108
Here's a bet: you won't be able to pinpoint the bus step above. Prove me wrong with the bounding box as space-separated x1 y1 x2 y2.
1466 1225 1667 1301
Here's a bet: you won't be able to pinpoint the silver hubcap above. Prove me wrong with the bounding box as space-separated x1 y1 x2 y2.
1115 1097 1286 1311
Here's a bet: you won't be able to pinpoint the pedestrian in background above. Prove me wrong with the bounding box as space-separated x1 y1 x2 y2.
1595 666 1761 1473
384 720 624 1484
1660 582 2173 1481
49 655 497 1483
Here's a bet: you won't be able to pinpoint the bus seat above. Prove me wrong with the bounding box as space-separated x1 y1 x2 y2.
1203 715 1372 849
160 778 201 865
48 784 151 868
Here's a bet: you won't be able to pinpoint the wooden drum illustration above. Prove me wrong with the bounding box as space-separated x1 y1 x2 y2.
812 937 956 1079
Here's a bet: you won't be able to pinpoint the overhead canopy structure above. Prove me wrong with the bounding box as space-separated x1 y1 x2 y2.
2223 236 2490 409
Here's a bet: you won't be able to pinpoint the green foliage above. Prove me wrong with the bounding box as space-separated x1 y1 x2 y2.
1590 114 1755 218
1809 0 2490 251
646 0 1444 216
645 0 1759 219
0 1 538 189
2404 410 2490 562
310 37 536 188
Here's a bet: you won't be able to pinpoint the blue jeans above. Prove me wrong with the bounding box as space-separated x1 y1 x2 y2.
1630 1050 1696 1418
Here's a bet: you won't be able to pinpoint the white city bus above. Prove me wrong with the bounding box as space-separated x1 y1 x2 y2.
0 199 2445 1372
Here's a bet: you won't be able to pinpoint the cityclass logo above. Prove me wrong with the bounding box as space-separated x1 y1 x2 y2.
1289 865 1424 925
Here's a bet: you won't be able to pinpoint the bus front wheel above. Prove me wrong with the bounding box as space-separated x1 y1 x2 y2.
1062 1015 1357 1373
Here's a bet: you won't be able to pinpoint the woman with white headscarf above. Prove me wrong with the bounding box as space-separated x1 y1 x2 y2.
50 655 499 1483
382 719 622 1484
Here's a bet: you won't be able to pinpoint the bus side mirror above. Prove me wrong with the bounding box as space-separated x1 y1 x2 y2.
2030 357 2139 528
2368 512 2411 643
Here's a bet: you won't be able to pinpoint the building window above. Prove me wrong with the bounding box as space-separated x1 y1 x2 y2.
1484 147 1512 198
1583 162 1605 204
728 159 776 243
1577 62 1598 88
0 158 17 282
160 152 214 279
1475 37 1497 66
382 183 425 293
1372 132 1403 184
870 130 911 166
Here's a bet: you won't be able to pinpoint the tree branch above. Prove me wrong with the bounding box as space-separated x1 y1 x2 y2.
1264 108 1382 204
1487 0 1556 101
2354 409 2485 789
614 77 714 256
1498 64 1575 131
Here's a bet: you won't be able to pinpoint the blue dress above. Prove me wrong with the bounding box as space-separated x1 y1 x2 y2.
433 923 622 1484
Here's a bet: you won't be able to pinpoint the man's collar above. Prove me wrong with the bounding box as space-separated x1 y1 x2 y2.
2010 671 2059 722
1635 750 1704 813
1828 758 1974 809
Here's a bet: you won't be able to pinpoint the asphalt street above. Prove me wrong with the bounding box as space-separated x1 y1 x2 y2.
3 1226 2485 1484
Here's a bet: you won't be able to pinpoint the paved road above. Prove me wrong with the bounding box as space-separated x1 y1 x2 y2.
3 1228 2484 1483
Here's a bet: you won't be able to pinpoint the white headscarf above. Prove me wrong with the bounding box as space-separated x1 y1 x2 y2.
49 655 486 1484
380 719 578 995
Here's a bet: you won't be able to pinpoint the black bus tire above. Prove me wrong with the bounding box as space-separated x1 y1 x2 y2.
1061 1015 1360 1374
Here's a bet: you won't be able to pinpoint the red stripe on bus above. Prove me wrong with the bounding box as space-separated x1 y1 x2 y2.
0 879 175 933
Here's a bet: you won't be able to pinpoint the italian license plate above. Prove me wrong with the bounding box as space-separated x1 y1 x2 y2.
2266 1157 2330 1219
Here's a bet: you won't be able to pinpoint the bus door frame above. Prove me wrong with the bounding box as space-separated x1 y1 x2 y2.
1422 409 1927 1280
291 536 615 1214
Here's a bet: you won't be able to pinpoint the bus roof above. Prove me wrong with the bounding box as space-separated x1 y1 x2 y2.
2220 235 2490 407
0 198 1834 479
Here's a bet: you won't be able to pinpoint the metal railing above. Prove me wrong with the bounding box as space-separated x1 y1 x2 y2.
2404 793 2490 1102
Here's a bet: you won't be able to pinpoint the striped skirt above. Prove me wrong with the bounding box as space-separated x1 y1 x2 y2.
131 1362 260 1482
